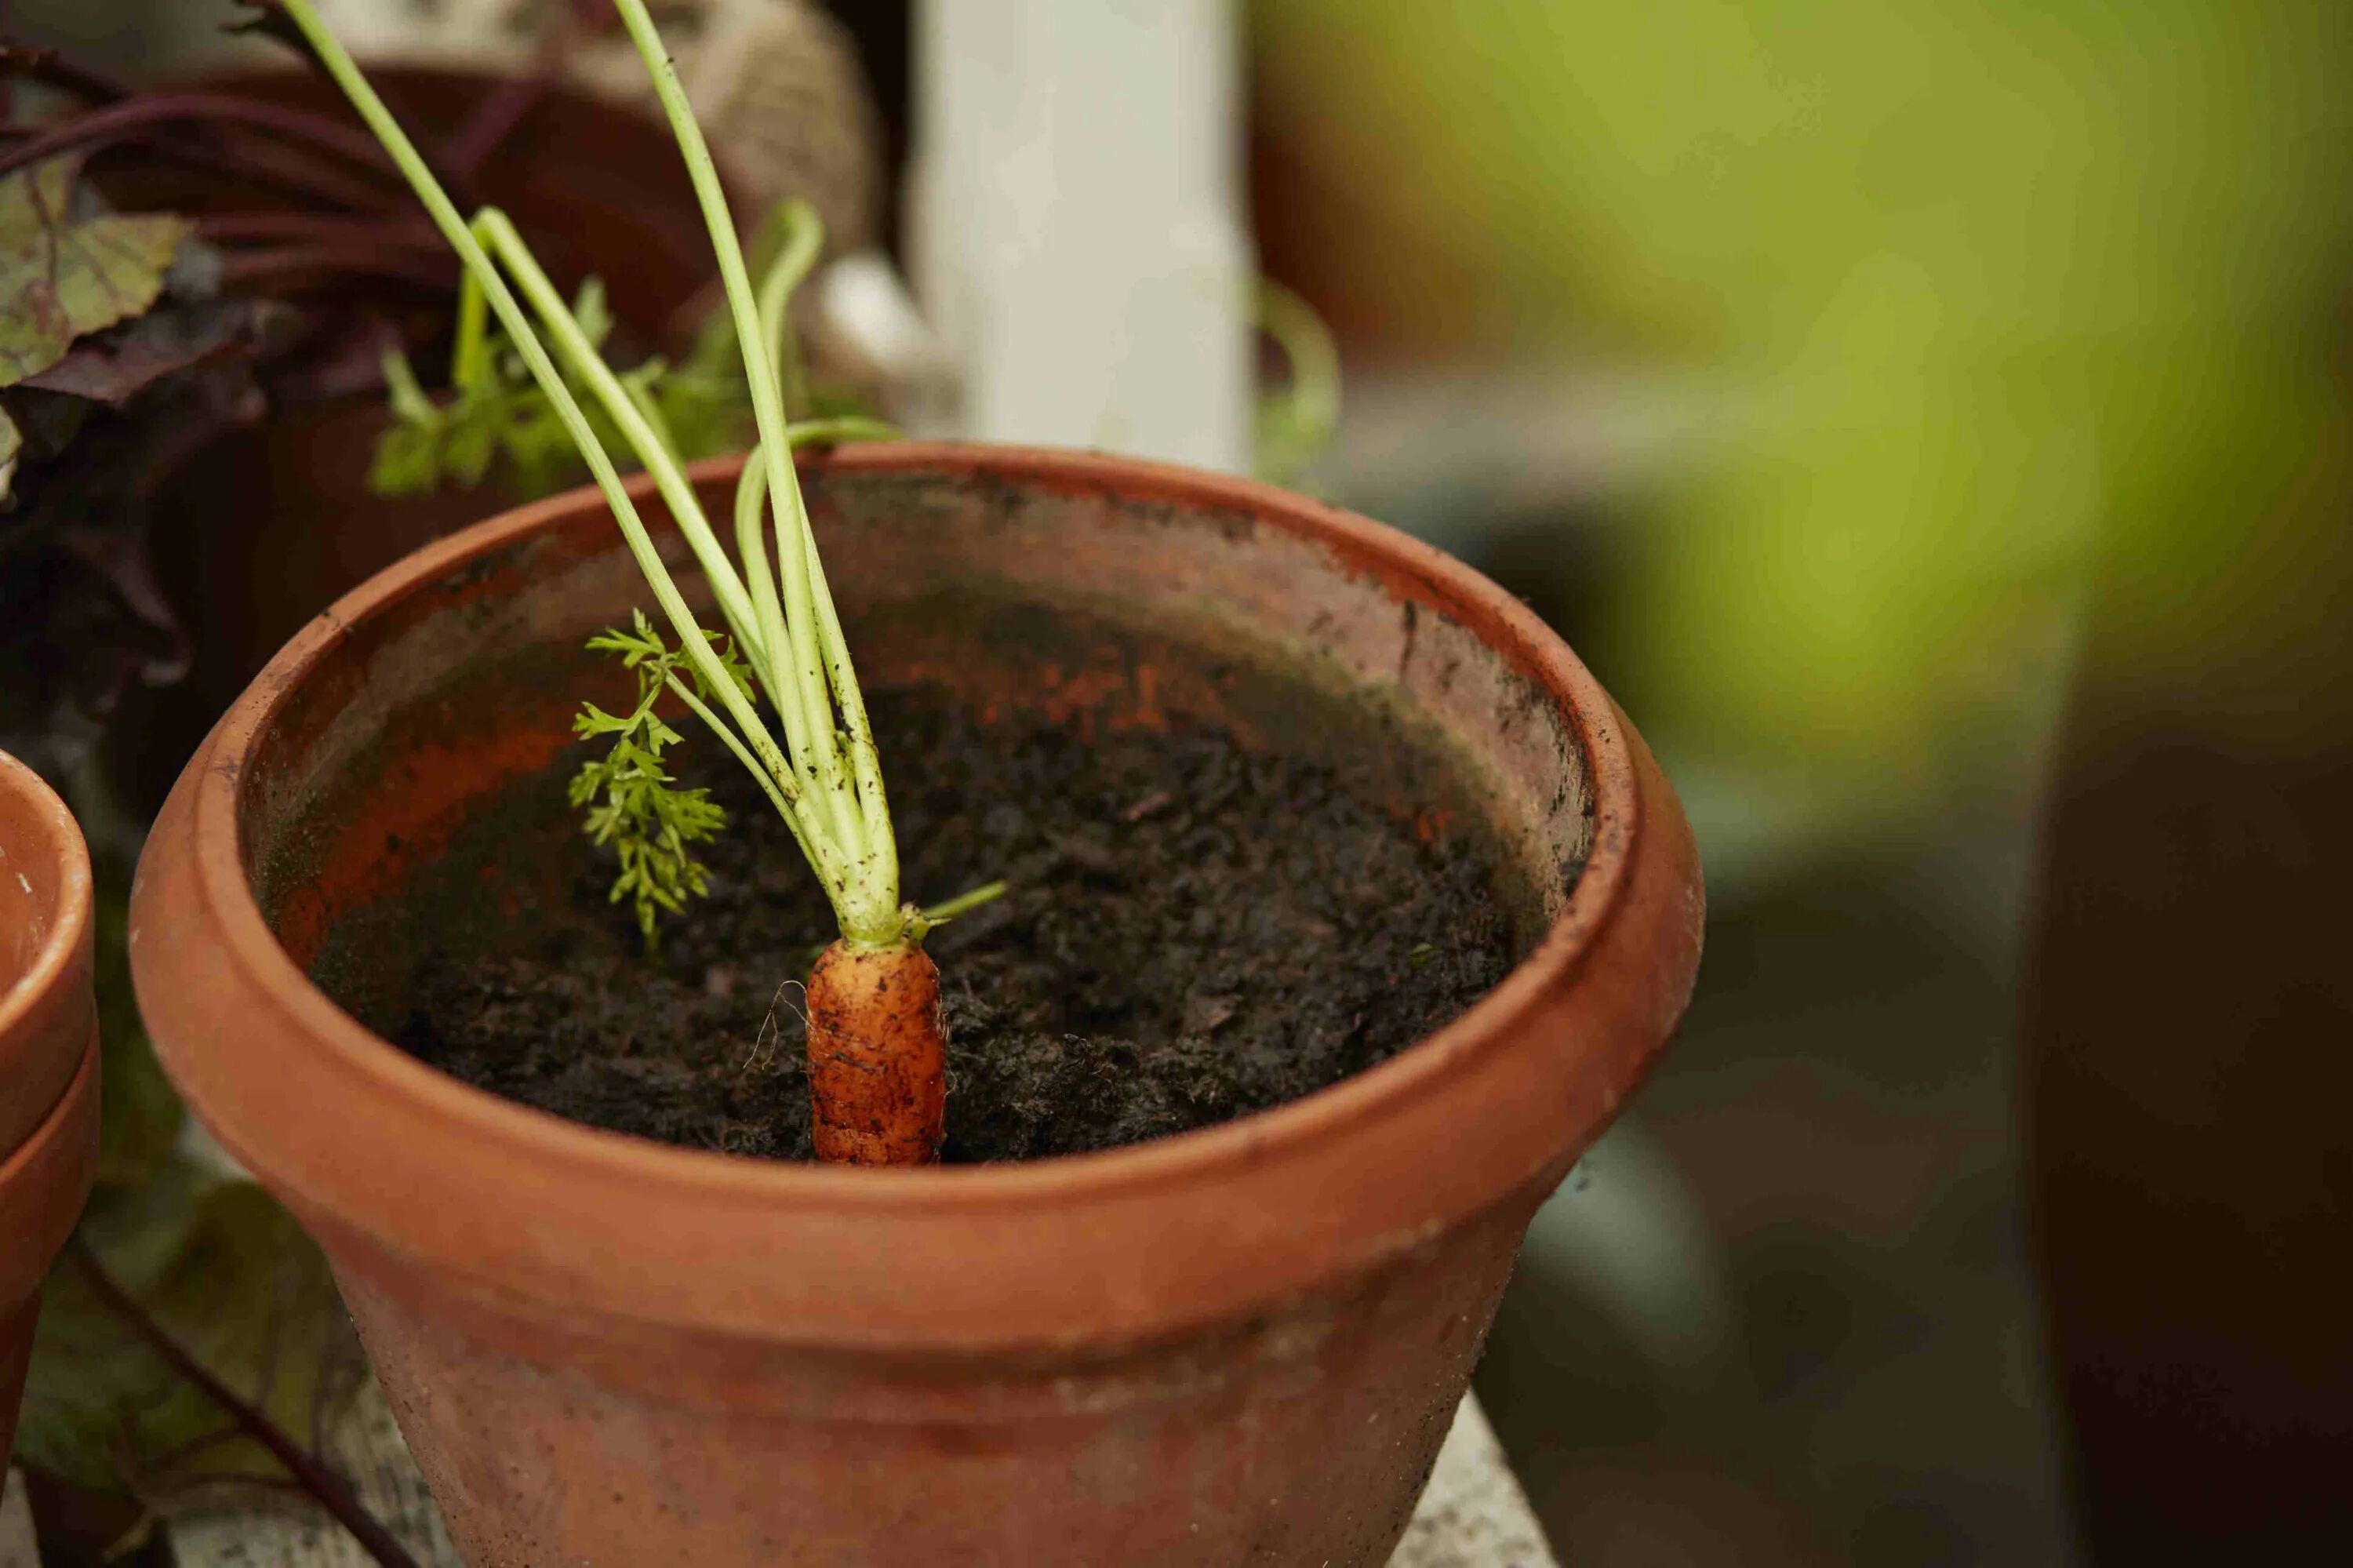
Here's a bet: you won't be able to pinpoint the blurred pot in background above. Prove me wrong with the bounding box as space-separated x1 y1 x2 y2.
118 63 738 815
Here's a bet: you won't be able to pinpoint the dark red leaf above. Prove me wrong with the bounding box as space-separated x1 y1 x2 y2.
24 297 290 404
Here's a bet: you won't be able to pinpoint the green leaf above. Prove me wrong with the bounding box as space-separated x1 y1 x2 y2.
440 395 503 486
573 701 632 737
654 370 754 465
0 153 81 250
367 416 442 497
0 155 187 389
500 395 583 497
0 180 190 388
570 617 738 950
0 271 71 386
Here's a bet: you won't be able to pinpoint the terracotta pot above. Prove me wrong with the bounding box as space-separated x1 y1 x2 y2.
0 751 101 1461
130 446 1703 1565
114 66 734 817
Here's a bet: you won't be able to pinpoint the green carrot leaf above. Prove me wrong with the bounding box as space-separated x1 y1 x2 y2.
569 614 756 949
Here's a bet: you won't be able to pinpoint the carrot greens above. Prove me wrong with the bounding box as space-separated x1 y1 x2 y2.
267 0 936 951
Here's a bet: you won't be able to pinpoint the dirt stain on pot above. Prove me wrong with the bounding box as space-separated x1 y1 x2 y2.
311 685 1515 1163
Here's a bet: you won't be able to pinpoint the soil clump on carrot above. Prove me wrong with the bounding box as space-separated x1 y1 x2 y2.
325 684 1514 1162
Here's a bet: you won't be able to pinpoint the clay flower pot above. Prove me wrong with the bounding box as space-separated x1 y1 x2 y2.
129 446 1702 1564
0 751 100 1460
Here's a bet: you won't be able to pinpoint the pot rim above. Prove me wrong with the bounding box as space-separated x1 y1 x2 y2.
141 443 1700 1348
0 750 93 1095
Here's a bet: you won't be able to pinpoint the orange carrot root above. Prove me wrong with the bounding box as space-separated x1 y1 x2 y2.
806 938 947 1166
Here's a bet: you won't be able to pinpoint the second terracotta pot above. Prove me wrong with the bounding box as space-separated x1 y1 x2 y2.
131 446 1702 1564
0 751 101 1461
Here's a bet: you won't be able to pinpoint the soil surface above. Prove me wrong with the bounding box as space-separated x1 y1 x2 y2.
362 686 1515 1163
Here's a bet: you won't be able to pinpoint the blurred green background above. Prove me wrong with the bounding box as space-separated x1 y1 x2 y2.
1254 0 2348 871
1246 2 2349 1562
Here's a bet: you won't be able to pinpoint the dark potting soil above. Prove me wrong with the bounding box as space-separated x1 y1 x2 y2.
374 686 1515 1163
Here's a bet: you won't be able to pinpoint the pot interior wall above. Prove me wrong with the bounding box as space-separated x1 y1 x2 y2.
233 463 1594 1025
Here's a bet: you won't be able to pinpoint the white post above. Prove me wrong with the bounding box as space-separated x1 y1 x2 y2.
907 0 1256 473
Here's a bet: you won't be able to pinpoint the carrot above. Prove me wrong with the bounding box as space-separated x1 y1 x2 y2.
806 940 946 1166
